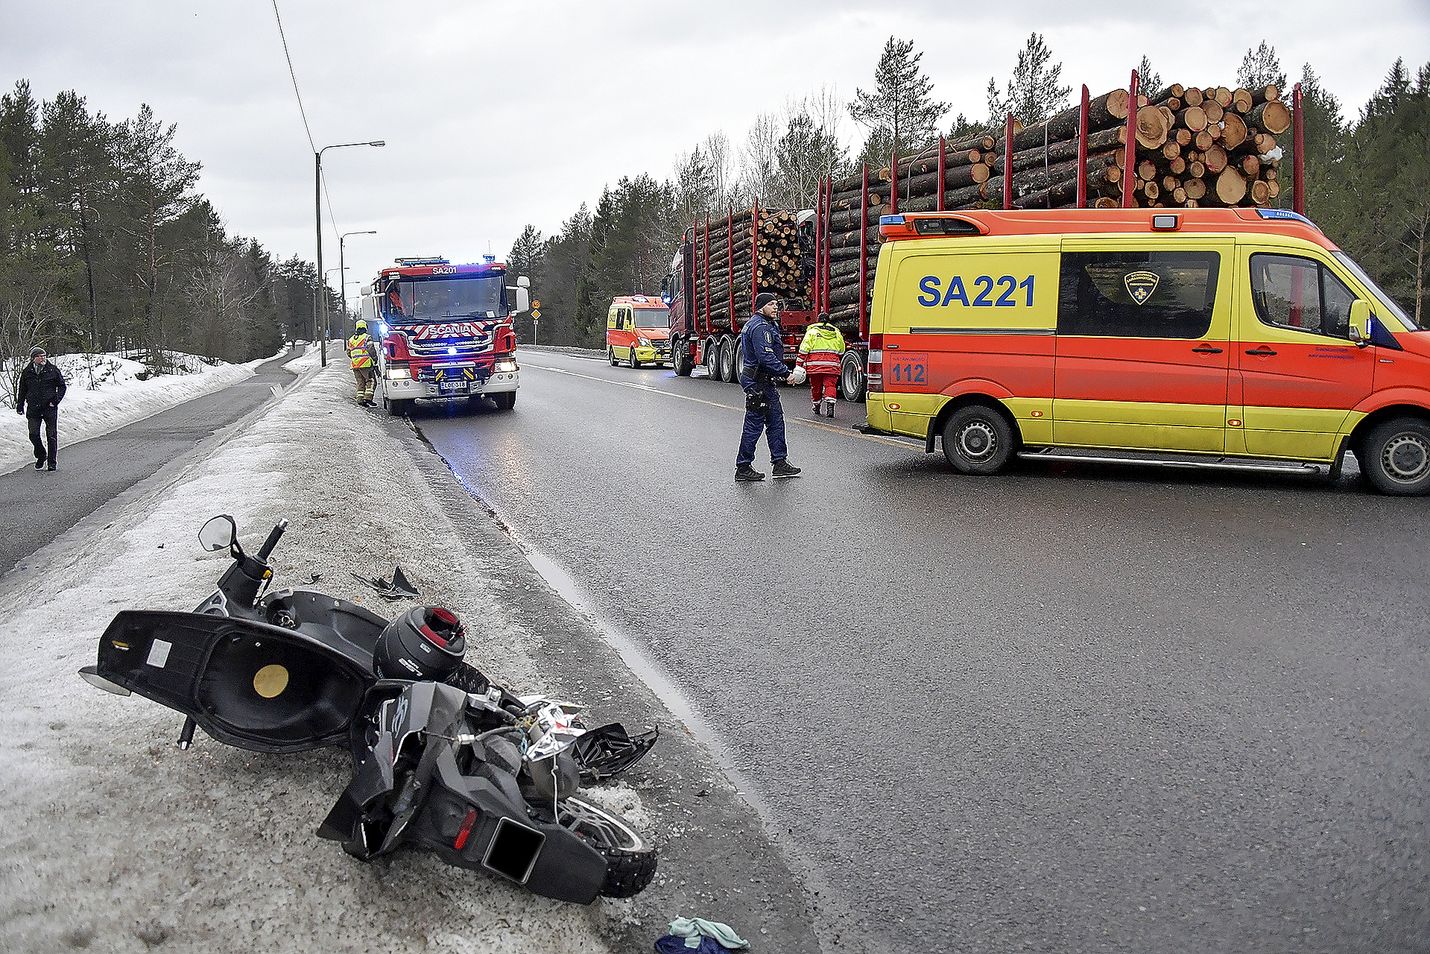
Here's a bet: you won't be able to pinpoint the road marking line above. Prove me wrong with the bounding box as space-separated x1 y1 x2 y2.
521 362 920 450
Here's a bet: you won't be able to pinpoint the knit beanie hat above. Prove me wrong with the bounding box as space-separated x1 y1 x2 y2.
754 293 778 312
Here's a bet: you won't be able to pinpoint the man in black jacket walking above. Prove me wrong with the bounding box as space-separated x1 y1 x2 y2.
14 346 66 471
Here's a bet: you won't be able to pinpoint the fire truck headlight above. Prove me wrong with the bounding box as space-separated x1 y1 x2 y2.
388 368 411 380
495 359 518 373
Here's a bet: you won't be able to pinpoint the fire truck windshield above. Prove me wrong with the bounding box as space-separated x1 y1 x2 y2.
387 275 506 323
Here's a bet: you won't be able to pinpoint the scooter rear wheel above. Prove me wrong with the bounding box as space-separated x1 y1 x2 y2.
560 796 657 898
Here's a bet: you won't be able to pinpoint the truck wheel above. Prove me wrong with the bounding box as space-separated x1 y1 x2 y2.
704 339 719 380
840 352 867 403
491 392 516 411
608 347 618 366
673 340 693 377
387 397 410 418
942 405 1015 475
1360 416 1430 495
719 336 737 383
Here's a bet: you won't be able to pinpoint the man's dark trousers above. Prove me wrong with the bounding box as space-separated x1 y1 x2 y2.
737 383 787 467
28 407 58 465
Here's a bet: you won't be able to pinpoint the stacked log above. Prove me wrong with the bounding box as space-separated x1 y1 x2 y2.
692 209 810 331
821 82 1290 330
1133 83 1289 208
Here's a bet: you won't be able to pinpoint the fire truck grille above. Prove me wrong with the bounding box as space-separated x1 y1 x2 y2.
408 335 490 357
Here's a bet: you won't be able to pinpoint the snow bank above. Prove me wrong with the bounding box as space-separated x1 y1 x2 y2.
0 362 622 953
0 349 278 475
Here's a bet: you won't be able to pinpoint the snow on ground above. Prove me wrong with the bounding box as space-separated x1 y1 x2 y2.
0 361 627 953
0 348 285 475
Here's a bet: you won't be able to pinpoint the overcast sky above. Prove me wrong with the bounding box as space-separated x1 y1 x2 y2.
4 1 1428 296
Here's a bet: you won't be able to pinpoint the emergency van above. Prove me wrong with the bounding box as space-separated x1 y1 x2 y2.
862 208 1430 495
606 296 671 368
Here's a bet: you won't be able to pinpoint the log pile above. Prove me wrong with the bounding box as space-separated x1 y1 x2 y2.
692 209 811 331
821 83 1290 330
1127 83 1289 208
822 129 1006 328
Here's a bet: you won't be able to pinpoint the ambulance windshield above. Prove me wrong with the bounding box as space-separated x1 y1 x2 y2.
1333 252 1417 331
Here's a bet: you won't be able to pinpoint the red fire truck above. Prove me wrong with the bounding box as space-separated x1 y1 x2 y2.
361 255 529 416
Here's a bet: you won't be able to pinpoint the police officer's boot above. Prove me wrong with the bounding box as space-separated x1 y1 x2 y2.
771 459 802 479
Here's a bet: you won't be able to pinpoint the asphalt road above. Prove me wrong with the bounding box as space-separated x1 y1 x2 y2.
0 351 298 575
408 351 1429 954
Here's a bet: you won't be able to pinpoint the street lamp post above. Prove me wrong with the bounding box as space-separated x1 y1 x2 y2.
316 140 385 367
339 229 378 338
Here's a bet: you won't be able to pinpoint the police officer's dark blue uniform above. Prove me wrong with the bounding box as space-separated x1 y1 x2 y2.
735 293 801 481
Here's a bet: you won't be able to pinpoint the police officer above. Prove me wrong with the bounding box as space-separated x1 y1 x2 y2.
347 320 376 406
735 293 803 482
14 346 66 471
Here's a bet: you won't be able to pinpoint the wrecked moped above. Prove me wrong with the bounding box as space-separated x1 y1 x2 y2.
79 515 658 902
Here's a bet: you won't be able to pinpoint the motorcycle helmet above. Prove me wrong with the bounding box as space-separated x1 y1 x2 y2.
373 606 467 681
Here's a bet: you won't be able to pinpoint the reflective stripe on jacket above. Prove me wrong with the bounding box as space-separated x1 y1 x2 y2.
796 323 846 375
347 333 373 369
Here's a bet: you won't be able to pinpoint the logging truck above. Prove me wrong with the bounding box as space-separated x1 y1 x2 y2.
360 255 529 415
662 206 829 387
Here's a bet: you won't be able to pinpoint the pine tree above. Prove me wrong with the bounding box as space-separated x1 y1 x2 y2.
947 113 981 140
1137 56 1163 96
986 33 1072 125
40 90 113 347
112 103 201 361
776 110 846 207
1237 40 1287 89
848 36 949 162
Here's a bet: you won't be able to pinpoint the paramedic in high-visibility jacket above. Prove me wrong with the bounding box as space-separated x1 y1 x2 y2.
795 313 846 419
347 319 377 407
735 293 803 482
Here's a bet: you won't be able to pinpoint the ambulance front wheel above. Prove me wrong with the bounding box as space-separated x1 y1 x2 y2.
1360 416 1430 495
942 405 1015 475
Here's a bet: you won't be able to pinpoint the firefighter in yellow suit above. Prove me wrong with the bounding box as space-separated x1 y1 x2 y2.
347 320 376 406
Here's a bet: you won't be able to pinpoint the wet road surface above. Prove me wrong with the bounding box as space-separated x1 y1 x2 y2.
408 350 1429 954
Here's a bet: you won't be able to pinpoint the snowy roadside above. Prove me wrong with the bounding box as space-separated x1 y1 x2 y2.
0 361 625 953
0 347 285 476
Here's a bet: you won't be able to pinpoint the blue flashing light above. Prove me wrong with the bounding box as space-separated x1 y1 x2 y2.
378 322 388 335
879 215 906 226
1257 208 1318 229
482 254 497 264
447 346 457 356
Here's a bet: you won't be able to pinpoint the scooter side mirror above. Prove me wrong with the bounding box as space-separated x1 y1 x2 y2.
198 515 238 553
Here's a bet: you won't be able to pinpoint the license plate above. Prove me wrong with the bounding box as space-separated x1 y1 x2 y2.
438 380 469 394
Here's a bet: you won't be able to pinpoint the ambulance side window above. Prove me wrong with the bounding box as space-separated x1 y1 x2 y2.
1249 254 1353 339
1057 250 1220 339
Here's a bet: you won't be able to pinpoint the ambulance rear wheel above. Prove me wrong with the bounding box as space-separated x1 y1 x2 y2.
608 347 618 366
1361 416 1430 495
942 405 1014 475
